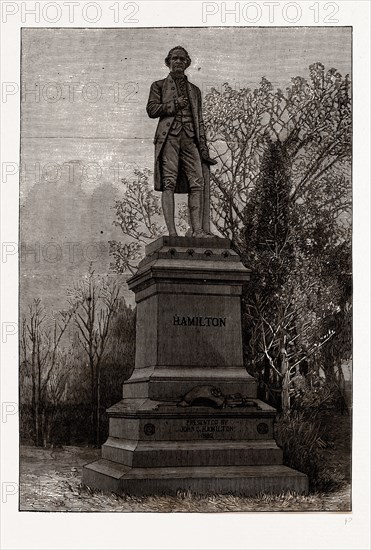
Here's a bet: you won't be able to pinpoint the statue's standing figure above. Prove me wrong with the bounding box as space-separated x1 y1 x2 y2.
146 46 216 237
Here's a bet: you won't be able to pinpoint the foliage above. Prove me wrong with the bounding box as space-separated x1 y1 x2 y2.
67 265 120 446
204 63 351 242
99 297 136 407
274 336 350 491
275 413 344 492
275 382 348 492
20 298 74 446
240 137 350 411
109 168 187 273
20 403 93 446
20 273 136 447
205 75 352 406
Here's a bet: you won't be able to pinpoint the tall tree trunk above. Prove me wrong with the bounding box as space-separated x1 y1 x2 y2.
96 364 101 447
36 346 44 446
281 336 290 413
90 359 96 445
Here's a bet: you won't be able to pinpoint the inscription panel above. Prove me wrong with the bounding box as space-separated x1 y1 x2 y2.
158 293 243 367
173 316 226 327
138 417 273 441
177 418 234 439
109 415 274 441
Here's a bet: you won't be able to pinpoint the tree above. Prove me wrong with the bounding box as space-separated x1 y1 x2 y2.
241 139 344 411
67 265 120 445
203 63 351 246
20 298 73 446
109 168 187 273
99 298 136 407
203 64 351 411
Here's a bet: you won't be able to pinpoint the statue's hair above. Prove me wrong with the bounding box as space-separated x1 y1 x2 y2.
165 46 191 69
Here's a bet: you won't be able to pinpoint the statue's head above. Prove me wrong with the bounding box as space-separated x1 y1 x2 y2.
165 46 191 75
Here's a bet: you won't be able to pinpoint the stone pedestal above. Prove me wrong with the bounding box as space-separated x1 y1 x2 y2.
83 237 308 496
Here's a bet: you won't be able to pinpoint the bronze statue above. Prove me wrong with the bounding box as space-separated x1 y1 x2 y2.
146 46 217 237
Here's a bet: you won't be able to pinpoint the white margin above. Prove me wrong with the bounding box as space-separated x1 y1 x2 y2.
1 2 370 549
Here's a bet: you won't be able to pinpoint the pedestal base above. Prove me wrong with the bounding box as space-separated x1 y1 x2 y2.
82 397 308 496
82 237 308 497
83 461 308 497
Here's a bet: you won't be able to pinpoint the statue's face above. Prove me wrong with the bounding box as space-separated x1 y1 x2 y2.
169 49 187 74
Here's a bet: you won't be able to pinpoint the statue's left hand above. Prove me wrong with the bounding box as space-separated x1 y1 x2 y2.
202 155 218 166
200 146 217 165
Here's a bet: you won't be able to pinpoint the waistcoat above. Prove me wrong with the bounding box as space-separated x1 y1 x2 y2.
169 75 195 137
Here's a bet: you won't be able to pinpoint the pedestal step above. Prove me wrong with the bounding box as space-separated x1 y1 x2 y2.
83 459 308 496
102 438 284 468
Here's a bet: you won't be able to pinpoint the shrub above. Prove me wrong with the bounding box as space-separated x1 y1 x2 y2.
275 410 344 492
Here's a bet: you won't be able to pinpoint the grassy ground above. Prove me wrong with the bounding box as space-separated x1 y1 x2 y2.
19 410 351 513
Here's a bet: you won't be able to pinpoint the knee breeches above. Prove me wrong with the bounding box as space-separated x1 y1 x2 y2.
161 131 204 192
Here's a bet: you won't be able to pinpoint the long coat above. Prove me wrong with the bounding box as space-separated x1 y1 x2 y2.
146 74 210 194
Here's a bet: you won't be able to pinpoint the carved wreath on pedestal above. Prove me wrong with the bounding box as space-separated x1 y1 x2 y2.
177 385 261 409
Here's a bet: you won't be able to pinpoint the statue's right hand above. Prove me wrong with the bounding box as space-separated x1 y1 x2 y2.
177 96 188 109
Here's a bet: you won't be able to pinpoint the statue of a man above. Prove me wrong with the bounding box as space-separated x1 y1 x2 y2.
146 46 217 237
